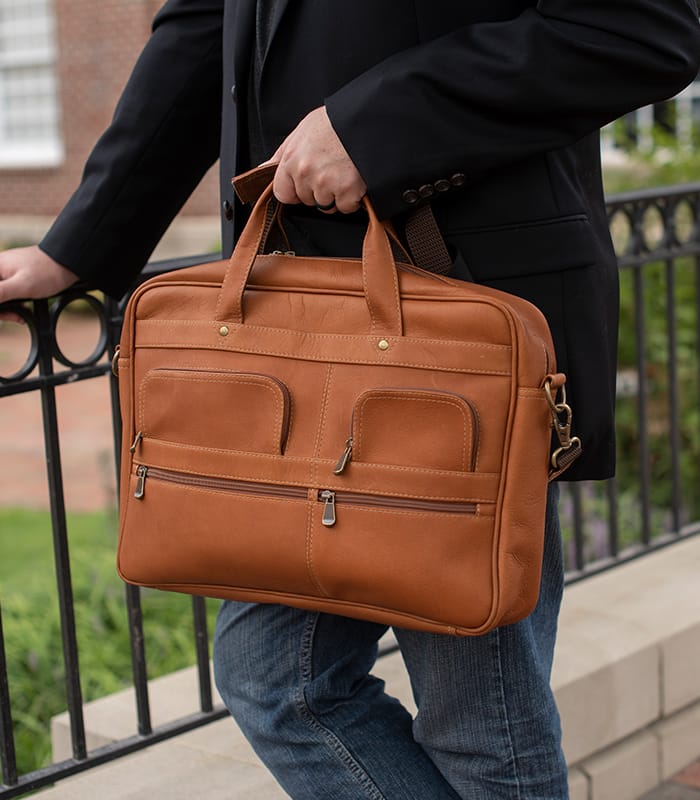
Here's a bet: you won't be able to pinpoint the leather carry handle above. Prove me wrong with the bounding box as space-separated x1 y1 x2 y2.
217 179 404 336
233 164 452 276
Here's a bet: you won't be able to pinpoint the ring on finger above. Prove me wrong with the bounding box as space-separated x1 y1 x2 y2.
314 199 336 211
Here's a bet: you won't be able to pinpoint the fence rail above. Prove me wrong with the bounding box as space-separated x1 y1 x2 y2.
1 187 700 797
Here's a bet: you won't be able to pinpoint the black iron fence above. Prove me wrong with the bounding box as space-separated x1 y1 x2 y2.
1 186 700 796
563 183 700 578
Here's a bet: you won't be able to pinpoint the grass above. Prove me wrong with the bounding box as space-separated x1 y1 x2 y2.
0 507 219 777
0 507 116 590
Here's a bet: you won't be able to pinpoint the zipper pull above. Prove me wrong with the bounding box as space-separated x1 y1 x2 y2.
271 250 296 256
333 438 353 475
130 431 143 454
134 466 148 499
320 490 336 527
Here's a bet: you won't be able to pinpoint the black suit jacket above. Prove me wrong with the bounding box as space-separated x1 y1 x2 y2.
40 0 700 480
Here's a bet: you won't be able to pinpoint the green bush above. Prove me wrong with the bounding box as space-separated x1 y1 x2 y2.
604 124 700 194
1 508 219 777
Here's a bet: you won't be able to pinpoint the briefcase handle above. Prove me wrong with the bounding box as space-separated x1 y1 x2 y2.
232 164 453 276
217 177 409 336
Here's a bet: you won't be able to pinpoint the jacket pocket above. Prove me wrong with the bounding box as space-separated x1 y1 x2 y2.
446 214 597 281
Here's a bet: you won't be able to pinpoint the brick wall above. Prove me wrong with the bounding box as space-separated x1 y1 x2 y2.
0 0 218 221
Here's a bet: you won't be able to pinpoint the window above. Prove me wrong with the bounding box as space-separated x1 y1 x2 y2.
0 0 62 168
601 76 700 160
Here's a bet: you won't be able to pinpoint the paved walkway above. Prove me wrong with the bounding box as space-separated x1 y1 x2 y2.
641 763 700 799
2 315 700 799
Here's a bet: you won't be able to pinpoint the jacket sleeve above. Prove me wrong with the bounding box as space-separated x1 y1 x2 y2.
39 0 224 299
325 0 700 219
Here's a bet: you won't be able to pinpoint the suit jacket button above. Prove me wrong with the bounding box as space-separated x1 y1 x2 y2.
418 184 435 199
435 178 451 192
230 84 237 104
450 172 466 187
223 199 234 221
402 189 420 205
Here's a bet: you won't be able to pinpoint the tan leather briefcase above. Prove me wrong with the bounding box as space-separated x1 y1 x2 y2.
115 174 579 636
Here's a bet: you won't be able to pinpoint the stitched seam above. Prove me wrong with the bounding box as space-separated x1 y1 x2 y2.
138 320 513 350
304 363 335 597
293 616 388 800
134 340 512 372
362 241 377 336
142 346 512 374
314 364 335 468
140 437 500 476
387 231 402 333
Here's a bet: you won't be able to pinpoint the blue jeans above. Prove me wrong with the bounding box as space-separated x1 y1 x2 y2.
213 484 567 799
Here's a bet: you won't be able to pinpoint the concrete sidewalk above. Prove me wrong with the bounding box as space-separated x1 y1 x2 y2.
641 763 700 799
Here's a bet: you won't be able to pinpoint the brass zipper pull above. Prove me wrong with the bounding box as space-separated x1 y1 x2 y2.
320 490 336 527
130 431 143 454
134 466 148 499
333 438 353 475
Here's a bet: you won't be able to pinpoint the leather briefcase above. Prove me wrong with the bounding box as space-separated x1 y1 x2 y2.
114 172 580 636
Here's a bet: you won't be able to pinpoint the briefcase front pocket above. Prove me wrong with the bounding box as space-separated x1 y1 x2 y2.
346 388 479 473
137 368 291 455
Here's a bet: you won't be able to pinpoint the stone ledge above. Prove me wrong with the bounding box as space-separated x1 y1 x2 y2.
44 536 700 799
554 535 700 766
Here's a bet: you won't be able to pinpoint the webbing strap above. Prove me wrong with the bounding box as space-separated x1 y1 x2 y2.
404 204 452 275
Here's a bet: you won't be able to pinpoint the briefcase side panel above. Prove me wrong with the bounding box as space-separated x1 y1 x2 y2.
493 389 553 626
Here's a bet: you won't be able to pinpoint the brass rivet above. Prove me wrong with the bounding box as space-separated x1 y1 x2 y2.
219 326 229 337
378 339 390 351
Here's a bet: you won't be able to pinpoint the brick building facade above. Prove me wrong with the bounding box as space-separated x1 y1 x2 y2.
0 0 219 255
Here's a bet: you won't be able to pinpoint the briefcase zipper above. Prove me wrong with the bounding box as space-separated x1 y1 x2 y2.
318 490 476 527
132 466 476 526
133 466 307 502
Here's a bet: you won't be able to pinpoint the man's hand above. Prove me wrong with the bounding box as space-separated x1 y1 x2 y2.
0 246 78 322
270 106 367 214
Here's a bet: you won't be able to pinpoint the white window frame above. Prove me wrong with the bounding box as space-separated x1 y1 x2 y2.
0 0 63 169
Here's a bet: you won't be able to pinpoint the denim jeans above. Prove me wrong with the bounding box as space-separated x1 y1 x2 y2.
213 484 567 799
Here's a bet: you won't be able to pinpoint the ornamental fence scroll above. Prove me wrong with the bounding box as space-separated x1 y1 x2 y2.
1 187 700 796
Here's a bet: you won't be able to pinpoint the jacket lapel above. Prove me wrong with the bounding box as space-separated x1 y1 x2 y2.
260 0 291 83
231 0 256 88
